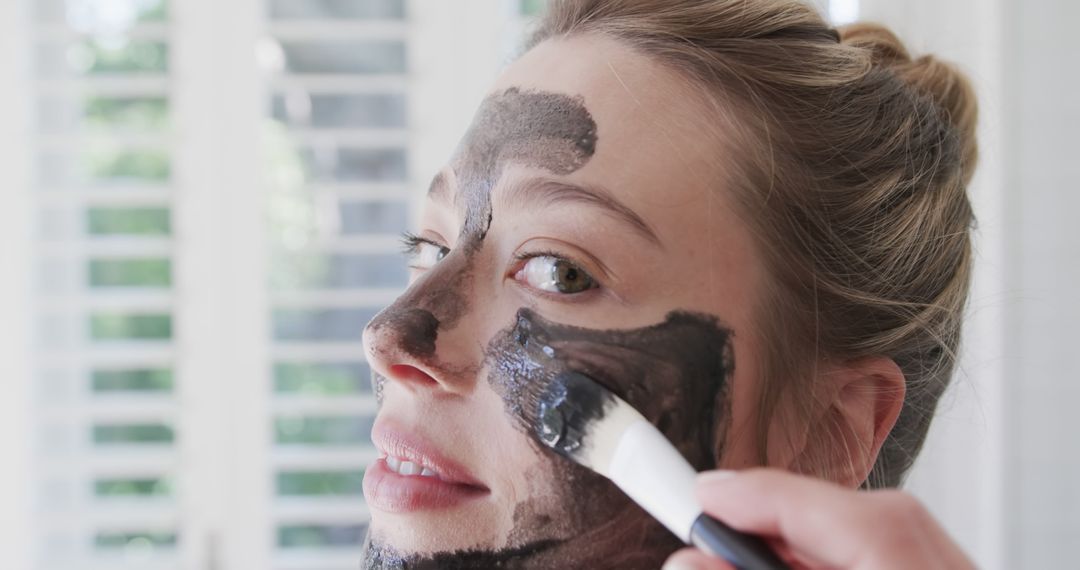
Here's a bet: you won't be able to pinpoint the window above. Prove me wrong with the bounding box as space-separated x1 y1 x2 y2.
10 0 540 568
263 1 409 561
29 0 180 567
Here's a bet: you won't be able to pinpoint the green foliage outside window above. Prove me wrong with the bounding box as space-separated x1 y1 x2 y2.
92 368 173 392
84 41 168 74
274 362 370 395
88 150 171 182
87 208 171 235
93 423 175 444
95 531 176 549
521 0 547 16
95 477 173 497
277 470 365 496
274 415 373 445
278 524 366 548
90 313 172 340
89 258 171 287
85 97 168 130
136 0 169 22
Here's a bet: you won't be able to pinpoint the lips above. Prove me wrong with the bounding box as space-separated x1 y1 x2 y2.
364 421 490 513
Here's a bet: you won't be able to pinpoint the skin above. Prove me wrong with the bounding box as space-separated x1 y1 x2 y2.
361 33 916 569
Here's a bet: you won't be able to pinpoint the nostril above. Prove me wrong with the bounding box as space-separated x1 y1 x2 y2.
389 364 438 387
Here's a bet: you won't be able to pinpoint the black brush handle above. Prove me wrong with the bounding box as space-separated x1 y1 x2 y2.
690 514 790 570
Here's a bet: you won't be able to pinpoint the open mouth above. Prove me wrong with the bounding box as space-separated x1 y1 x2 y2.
364 420 490 513
383 455 443 478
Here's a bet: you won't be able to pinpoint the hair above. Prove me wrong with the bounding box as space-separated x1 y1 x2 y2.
526 0 978 488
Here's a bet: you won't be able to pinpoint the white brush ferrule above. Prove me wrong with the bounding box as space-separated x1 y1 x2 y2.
606 419 701 542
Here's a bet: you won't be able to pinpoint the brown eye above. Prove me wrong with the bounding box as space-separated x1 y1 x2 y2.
520 255 596 294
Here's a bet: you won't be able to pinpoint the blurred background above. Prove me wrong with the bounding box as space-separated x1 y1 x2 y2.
0 0 1075 569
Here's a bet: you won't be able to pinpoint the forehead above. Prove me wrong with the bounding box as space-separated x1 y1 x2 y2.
461 34 739 258
486 33 727 207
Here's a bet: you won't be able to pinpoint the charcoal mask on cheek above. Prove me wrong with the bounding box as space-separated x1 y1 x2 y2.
477 308 736 568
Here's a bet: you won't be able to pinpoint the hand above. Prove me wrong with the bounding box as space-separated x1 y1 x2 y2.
663 468 975 570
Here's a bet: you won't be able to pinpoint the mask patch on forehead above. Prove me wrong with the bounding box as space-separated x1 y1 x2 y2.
452 87 598 241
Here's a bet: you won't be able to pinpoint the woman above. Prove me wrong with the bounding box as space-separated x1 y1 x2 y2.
360 0 978 568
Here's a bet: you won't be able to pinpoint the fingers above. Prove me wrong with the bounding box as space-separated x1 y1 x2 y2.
662 546 737 570
695 468 866 568
694 469 975 570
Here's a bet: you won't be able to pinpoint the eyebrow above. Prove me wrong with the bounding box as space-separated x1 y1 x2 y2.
426 171 663 249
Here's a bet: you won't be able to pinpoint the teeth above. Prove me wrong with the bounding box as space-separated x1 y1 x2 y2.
384 455 440 479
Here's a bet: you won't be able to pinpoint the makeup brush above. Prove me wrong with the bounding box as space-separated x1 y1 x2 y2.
527 370 790 570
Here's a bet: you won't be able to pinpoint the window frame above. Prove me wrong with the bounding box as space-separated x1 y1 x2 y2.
0 0 36 566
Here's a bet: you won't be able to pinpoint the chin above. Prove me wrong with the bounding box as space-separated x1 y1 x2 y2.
364 502 508 555
359 507 554 570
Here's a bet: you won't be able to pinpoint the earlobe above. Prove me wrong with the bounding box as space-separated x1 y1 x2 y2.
790 357 906 487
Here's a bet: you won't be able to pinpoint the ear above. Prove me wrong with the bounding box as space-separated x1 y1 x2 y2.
791 357 906 488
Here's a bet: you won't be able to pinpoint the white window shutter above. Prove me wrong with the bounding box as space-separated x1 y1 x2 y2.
258 1 409 567
0 0 37 567
28 0 183 566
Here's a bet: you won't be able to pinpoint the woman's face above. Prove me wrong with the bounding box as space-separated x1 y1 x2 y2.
361 34 770 568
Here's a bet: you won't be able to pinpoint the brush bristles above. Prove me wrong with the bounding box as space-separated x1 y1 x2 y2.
522 371 648 476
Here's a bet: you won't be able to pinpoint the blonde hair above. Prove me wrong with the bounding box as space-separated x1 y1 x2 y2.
527 0 978 487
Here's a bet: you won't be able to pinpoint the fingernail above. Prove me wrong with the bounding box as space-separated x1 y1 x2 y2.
662 562 699 570
697 469 737 486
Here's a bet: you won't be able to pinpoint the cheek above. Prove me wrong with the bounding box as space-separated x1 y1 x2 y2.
718 333 769 470
472 380 552 495
463 376 580 546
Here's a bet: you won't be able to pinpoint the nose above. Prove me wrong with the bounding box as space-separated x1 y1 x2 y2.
371 306 440 359
362 268 480 397
364 305 441 393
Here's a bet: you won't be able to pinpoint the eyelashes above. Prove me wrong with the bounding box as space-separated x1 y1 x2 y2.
398 232 601 298
400 232 449 269
399 231 432 254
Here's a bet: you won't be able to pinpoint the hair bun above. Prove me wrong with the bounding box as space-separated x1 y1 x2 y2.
840 23 978 183
839 22 912 65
